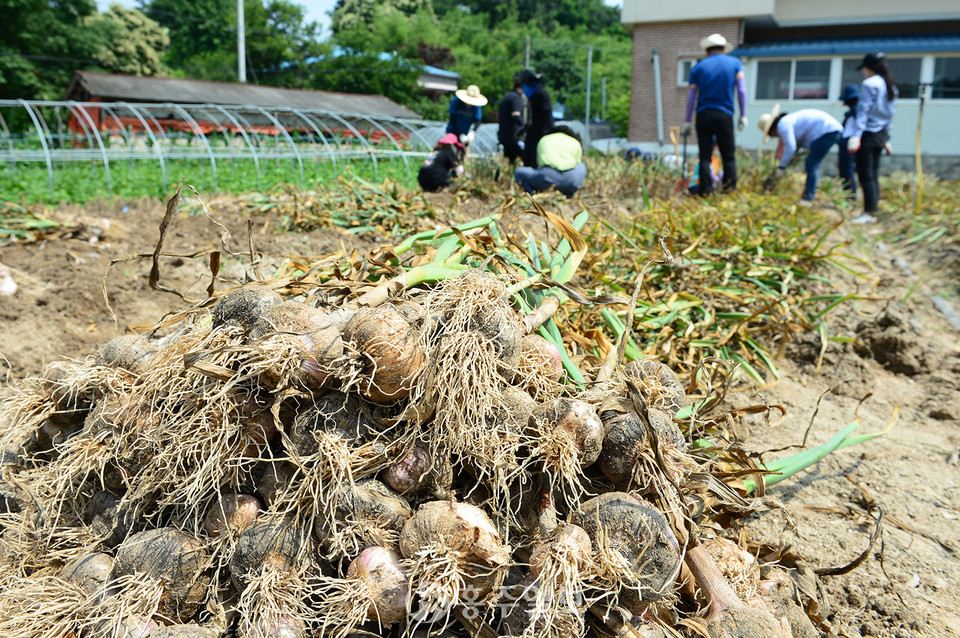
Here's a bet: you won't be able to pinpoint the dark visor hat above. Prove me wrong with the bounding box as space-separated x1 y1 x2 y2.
856 52 886 70
514 68 543 86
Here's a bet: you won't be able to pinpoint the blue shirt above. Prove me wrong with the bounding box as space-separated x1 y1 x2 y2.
690 54 743 116
852 75 896 137
447 97 482 136
775 110 842 166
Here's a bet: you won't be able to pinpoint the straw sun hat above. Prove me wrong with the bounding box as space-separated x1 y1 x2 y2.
699 33 733 53
757 103 781 141
455 84 488 107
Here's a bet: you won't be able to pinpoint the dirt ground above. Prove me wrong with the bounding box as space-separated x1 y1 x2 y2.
1 193 958 637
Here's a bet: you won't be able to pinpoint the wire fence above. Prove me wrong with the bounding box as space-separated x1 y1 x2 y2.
0 100 503 201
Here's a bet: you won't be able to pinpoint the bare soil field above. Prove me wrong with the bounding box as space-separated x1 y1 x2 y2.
1 194 958 637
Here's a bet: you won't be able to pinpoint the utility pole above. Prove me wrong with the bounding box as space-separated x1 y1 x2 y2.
524 36 531 68
584 46 592 149
237 0 247 83
601 77 607 121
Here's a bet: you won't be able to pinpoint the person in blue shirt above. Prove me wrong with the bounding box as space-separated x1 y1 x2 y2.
682 33 747 196
758 105 843 204
847 52 898 225
837 84 859 198
447 84 487 152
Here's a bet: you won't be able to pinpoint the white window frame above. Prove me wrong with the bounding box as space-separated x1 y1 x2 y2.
750 58 793 102
791 58 832 101
750 54 940 103
677 59 697 87
929 54 960 101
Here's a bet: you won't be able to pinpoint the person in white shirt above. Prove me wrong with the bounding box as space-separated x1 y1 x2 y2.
847 52 898 224
758 105 842 205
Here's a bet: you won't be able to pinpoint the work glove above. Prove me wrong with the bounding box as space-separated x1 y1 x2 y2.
681 122 692 137
454 165 464 177
763 167 786 193
847 137 861 153
738 116 748 131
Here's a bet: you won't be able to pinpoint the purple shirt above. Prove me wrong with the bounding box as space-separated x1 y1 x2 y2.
690 54 743 116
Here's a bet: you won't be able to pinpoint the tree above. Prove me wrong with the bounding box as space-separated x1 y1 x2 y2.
438 0 621 36
0 0 104 100
331 0 433 38
141 0 234 66
87 4 169 76
246 0 324 86
307 50 422 107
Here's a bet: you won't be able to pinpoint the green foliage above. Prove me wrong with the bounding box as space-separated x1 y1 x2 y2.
605 91 630 136
246 0 325 86
144 0 234 66
143 0 325 84
86 4 170 76
431 0 620 36
2 156 415 204
330 1 631 123
0 0 103 100
306 49 423 107
331 0 433 37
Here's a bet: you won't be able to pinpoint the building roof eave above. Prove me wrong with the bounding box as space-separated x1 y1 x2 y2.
732 33 960 57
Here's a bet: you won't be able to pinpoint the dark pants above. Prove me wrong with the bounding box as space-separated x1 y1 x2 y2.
855 130 888 213
515 163 587 197
501 141 522 163
838 138 857 196
522 135 542 167
695 109 737 195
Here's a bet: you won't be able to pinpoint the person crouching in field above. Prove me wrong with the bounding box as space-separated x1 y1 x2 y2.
759 105 842 205
418 134 464 192
514 125 587 197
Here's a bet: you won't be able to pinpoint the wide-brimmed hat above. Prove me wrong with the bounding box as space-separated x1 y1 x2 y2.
856 52 886 71
757 103 781 141
700 33 733 53
839 84 860 102
438 132 463 149
455 84 488 107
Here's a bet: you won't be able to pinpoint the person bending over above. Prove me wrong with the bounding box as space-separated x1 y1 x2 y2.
514 125 586 197
759 105 842 205
447 84 487 153
418 134 464 192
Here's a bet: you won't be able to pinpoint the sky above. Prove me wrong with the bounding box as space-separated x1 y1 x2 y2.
98 1 622 38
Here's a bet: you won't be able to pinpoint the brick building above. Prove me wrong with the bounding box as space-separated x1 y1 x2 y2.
620 0 960 167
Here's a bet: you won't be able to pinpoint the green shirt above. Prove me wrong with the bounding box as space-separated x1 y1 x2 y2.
537 132 583 171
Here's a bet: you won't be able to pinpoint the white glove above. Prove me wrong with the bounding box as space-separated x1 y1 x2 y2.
847 137 861 153
681 122 692 137
738 116 747 131
774 167 786 178
459 134 469 146
454 165 464 177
